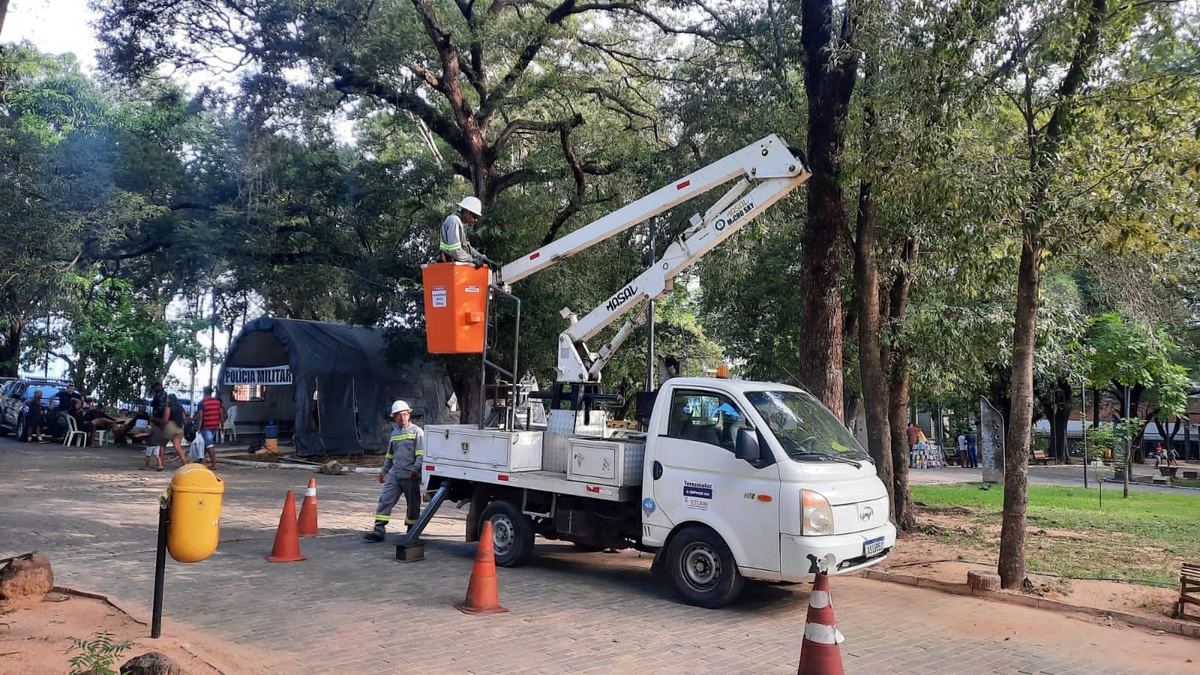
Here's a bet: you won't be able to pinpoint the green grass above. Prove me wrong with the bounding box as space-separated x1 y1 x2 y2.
909 483 1200 586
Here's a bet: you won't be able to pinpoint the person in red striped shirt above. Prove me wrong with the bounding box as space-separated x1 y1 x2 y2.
196 386 223 470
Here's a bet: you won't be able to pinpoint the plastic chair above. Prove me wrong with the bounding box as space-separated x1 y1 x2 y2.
62 415 87 447
221 405 238 443
95 429 113 446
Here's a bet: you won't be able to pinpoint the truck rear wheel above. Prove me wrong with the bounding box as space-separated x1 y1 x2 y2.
666 525 744 608
480 500 535 567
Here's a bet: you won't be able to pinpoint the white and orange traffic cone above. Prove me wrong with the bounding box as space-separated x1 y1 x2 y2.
297 477 319 537
798 571 845 675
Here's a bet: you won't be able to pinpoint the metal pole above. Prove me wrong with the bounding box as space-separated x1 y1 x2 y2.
1081 376 1088 489
207 288 218 388
646 217 656 392
151 492 170 638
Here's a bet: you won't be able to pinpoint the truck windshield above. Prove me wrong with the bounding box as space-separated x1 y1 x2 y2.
745 390 870 463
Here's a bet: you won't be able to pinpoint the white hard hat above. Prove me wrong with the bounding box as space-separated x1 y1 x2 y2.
390 400 412 415
458 196 483 217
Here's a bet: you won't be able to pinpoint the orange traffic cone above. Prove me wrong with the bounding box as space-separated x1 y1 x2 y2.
798 571 845 675
297 477 319 537
453 520 508 614
266 490 306 563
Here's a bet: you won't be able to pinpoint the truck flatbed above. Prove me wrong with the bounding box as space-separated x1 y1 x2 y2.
423 461 640 503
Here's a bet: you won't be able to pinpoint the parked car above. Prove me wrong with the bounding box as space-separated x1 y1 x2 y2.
0 378 73 441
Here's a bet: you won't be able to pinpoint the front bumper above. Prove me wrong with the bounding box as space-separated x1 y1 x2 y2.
779 522 897 581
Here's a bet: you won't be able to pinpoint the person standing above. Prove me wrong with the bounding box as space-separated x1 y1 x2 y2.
195 386 222 470
966 430 979 468
25 390 46 443
957 433 968 467
907 422 921 468
157 391 188 465
438 196 491 267
54 384 81 416
364 400 425 543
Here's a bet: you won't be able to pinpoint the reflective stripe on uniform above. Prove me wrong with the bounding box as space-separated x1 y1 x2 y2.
404 518 417 526
414 449 424 456
374 514 390 522
440 241 462 252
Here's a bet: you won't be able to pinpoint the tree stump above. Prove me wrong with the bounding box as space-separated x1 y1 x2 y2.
967 570 1001 592
0 553 54 608
121 652 184 675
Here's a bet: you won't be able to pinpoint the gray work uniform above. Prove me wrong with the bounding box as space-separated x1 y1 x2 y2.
373 422 425 529
439 211 476 263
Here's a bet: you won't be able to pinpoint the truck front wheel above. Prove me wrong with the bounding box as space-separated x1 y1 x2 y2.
666 525 745 608
480 500 535 567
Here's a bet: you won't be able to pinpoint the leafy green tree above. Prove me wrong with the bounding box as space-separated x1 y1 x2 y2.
23 275 203 404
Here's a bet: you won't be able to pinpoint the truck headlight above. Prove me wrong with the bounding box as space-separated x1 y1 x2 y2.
801 490 834 536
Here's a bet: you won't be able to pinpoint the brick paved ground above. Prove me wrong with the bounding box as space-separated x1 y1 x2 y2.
3 440 1198 674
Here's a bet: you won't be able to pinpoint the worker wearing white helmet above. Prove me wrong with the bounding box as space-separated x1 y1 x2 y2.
439 196 489 266
364 399 426 542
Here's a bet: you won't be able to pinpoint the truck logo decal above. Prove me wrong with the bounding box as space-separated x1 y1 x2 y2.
642 498 656 517
860 506 874 522
604 284 639 312
685 498 708 511
683 481 713 499
718 200 755 232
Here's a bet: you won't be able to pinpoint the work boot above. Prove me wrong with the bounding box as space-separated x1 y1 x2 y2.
363 525 386 543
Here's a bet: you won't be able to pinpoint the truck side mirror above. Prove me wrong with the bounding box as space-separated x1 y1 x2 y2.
734 427 760 462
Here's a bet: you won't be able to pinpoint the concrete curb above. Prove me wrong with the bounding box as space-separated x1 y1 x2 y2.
860 570 1200 639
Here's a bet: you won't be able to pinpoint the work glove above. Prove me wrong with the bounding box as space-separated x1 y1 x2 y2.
378 471 386 484
408 470 419 480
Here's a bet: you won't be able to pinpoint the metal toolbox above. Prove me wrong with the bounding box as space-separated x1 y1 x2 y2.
566 438 646 487
424 425 543 472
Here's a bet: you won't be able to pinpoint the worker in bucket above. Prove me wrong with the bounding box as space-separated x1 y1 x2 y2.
439 196 497 269
364 400 426 542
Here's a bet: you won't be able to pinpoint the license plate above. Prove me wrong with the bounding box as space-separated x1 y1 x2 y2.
864 536 885 556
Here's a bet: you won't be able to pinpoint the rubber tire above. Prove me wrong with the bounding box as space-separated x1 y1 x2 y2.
15 415 27 442
480 500 535 568
665 525 745 608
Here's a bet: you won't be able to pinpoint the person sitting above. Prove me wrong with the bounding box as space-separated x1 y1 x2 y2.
67 398 96 447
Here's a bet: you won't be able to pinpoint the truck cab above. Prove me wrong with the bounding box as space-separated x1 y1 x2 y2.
639 378 895 606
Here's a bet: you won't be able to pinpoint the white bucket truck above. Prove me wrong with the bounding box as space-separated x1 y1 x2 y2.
418 135 896 607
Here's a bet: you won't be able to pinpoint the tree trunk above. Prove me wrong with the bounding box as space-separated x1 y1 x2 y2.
853 179 894 507
798 0 861 418
999 232 1041 589
1052 386 1070 464
0 320 24 378
883 236 918 532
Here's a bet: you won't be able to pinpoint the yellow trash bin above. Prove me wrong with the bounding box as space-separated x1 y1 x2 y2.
167 465 224 563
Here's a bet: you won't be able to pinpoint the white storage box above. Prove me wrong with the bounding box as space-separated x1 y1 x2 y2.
424 425 543 472
566 438 646 487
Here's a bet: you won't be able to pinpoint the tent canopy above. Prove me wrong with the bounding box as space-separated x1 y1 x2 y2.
219 317 456 456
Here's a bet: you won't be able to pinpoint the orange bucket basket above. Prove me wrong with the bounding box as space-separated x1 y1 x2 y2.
422 262 491 354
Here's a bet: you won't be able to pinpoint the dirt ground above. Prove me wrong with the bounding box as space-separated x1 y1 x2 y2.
879 506 1189 623
0 591 292 674
2 507 1193 672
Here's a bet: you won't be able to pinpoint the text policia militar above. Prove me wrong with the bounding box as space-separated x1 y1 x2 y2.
222 366 294 386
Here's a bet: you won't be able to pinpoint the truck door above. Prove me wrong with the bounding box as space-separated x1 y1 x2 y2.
644 389 781 574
